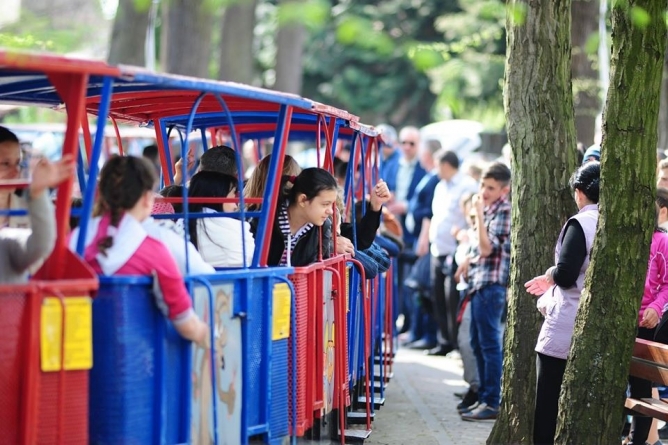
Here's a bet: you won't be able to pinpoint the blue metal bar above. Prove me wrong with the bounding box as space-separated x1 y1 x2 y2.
255 139 262 163
251 104 291 268
76 76 114 255
330 118 341 162
189 276 220 445
360 135 367 218
181 92 208 278
0 209 28 216
211 93 247 268
127 70 314 109
76 142 87 193
199 127 209 152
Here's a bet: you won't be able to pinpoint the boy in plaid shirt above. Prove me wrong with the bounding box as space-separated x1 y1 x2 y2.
459 162 511 422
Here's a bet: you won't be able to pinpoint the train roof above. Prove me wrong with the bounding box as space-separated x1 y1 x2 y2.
0 50 378 138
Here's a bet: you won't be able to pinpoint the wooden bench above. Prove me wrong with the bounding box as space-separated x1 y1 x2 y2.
625 338 668 421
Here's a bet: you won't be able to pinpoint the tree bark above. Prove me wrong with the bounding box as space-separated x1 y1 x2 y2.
555 1 667 443
657 50 668 154
219 0 258 83
488 1 578 443
274 0 306 94
571 0 600 147
107 0 149 66
160 0 215 78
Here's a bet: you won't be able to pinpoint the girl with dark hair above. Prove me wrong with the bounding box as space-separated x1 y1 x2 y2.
187 170 254 267
525 161 600 444
252 167 337 266
70 155 208 347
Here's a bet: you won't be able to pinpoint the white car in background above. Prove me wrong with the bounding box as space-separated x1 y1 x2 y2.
420 119 484 161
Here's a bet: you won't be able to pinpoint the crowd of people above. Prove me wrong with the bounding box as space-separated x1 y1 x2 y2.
375 124 512 422
5 120 668 443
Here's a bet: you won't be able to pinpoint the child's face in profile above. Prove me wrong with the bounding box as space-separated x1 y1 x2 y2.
222 187 238 213
0 142 21 183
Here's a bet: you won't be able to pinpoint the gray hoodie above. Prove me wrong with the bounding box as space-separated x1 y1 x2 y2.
0 192 55 284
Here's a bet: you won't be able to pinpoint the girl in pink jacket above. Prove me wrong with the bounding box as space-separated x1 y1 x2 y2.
71 155 208 348
625 222 668 445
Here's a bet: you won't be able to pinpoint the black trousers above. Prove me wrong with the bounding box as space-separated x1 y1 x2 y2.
431 255 458 348
534 352 567 445
627 326 656 445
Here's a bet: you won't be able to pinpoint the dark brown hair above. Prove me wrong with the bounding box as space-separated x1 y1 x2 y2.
96 155 157 255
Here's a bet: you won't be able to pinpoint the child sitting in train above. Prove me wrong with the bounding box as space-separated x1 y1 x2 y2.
186 170 254 268
70 155 208 347
0 126 30 229
0 155 75 283
251 167 337 267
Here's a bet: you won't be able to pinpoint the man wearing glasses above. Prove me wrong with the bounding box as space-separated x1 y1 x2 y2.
385 126 426 248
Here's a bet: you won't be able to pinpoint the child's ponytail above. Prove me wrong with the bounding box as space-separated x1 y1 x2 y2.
96 155 157 256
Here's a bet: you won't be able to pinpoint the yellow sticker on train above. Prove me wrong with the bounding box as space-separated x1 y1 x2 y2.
40 297 93 372
272 283 291 340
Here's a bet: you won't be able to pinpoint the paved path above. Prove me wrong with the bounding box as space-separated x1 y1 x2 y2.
365 348 492 445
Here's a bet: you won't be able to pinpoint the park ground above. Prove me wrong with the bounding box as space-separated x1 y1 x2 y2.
365 348 492 445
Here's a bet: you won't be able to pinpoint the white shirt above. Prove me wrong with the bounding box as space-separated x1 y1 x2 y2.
395 157 418 204
142 218 215 275
429 171 478 257
194 209 255 268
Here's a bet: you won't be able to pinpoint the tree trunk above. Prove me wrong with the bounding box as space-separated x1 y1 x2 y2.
160 0 215 78
219 0 258 83
274 0 306 94
107 0 149 66
488 1 578 443
555 1 667 443
571 0 600 147
657 50 668 154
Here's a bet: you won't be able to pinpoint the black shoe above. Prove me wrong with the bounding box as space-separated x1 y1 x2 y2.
425 345 454 356
454 391 466 400
407 339 437 350
456 388 479 411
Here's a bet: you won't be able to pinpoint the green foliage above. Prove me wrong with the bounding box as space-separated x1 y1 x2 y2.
0 10 89 53
300 0 460 126
426 0 506 129
584 32 600 55
278 0 329 31
133 0 152 13
299 0 507 128
0 34 57 51
336 16 394 56
507 2 527 26
629 6 650 29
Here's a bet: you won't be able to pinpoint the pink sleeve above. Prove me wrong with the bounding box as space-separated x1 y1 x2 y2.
649 246 668 317
138 239 193 320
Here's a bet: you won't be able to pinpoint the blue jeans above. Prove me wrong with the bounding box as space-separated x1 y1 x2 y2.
470 284 506 408
408 290 437 344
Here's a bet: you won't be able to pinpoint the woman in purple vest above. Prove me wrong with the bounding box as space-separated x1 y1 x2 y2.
525 161 600 445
